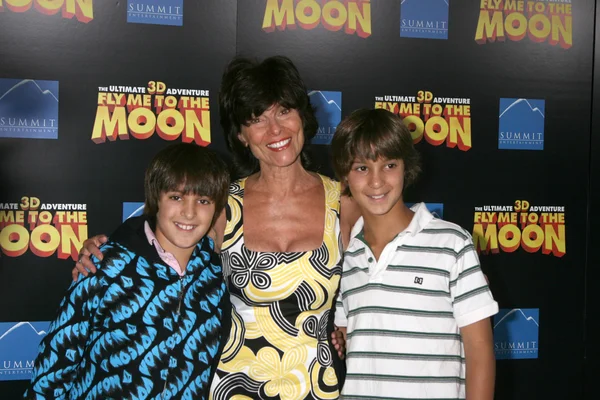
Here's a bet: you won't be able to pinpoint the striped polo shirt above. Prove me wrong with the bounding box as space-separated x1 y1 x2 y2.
340 202 498 399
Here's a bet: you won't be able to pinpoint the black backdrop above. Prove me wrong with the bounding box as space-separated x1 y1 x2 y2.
0 1 595 399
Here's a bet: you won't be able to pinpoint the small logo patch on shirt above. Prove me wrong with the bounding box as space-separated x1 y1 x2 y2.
414 276 423 285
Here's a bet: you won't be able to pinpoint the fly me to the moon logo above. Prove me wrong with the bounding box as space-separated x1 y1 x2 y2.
473 200 565 257
375 90 471 151
0 197 88 260
91 81 211 146
262 0 372 38
0 0 93 22
475 0 572 49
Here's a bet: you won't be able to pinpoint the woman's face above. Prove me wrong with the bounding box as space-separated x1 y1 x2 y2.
238 104 305 170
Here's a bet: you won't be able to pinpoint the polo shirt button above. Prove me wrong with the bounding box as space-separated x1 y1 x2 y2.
368 257 374 263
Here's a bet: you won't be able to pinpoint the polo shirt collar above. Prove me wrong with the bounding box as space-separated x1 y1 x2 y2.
349 202 435 248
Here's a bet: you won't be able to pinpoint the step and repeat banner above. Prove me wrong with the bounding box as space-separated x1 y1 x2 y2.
0 1 594 399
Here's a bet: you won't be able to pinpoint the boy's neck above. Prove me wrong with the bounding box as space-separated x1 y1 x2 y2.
361 201 414 253
152 226 197 274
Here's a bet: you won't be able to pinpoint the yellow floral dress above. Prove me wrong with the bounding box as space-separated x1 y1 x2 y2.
209 175 343 400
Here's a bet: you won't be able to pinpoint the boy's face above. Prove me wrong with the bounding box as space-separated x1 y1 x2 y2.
346 157 405 217
154 190 215 259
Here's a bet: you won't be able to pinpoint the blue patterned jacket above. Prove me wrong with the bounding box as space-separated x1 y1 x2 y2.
24 216 231 400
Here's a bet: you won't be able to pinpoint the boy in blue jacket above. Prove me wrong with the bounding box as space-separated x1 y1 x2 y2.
25 143 231 399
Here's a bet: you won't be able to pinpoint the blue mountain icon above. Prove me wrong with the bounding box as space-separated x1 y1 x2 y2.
493 308 539 330
0 79 58 118
0 322 49 367
499 98 545 120
308 90 341 145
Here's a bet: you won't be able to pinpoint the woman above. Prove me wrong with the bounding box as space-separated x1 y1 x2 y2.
75 56 358 399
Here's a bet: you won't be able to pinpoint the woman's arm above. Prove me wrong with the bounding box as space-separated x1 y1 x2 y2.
71 235 107 280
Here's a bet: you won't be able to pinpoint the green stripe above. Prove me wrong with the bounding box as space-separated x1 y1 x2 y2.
456 243 475 259
421 227 468 241
397 244 459 257
342 283 450 300
344 265 368 277
347 306 454 318
346 373 465 383
345 248 366 258
347 328 461 341
450 265 482 287
454 285 490 304
347 351 464 362
387 264 450 277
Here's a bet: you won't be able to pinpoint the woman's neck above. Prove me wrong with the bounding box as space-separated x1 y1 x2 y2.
249 160 316 195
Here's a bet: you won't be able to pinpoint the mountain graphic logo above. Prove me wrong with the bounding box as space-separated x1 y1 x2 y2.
0 79 59 139
400 0 449 40
127 0 184 27
308 90 342 145
0 321 51 381
123 202 145 222
498 98 545 150
407 202 443 219
493 308 539 360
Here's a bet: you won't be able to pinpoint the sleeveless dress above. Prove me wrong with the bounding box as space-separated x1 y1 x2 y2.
209 174 344 400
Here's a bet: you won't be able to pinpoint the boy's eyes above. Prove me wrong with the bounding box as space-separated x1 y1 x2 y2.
167 195 213 204
351 162 398 172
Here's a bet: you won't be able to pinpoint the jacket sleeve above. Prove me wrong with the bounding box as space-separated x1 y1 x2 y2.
23 272 104 400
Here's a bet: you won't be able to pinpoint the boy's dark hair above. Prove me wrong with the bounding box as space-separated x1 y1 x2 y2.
144 143 230 224
219 55 317 177
331 108 421 196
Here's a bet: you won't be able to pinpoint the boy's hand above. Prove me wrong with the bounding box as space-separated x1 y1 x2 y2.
331 326 347 359
72 235 107 281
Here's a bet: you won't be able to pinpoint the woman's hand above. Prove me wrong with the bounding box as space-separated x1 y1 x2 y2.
331 326 347 360
72 235 108 281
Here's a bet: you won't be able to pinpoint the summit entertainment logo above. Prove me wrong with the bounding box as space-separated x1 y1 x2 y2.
498 98 545 150
493 308 539 360
400 0 449 40
127 0 183 26
309 90 341 145
122 202 144 222
0 321 50 381
0 79 59 139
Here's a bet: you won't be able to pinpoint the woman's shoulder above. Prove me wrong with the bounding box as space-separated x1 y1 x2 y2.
228 177 247 197
317 173 341 195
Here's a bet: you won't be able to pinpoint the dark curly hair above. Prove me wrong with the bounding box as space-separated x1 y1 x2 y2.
219 56 317 177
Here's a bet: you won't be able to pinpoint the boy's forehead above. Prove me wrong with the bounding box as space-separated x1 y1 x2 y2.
352 156 398 163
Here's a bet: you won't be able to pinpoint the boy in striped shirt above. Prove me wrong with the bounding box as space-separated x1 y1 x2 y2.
331 109 498 399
